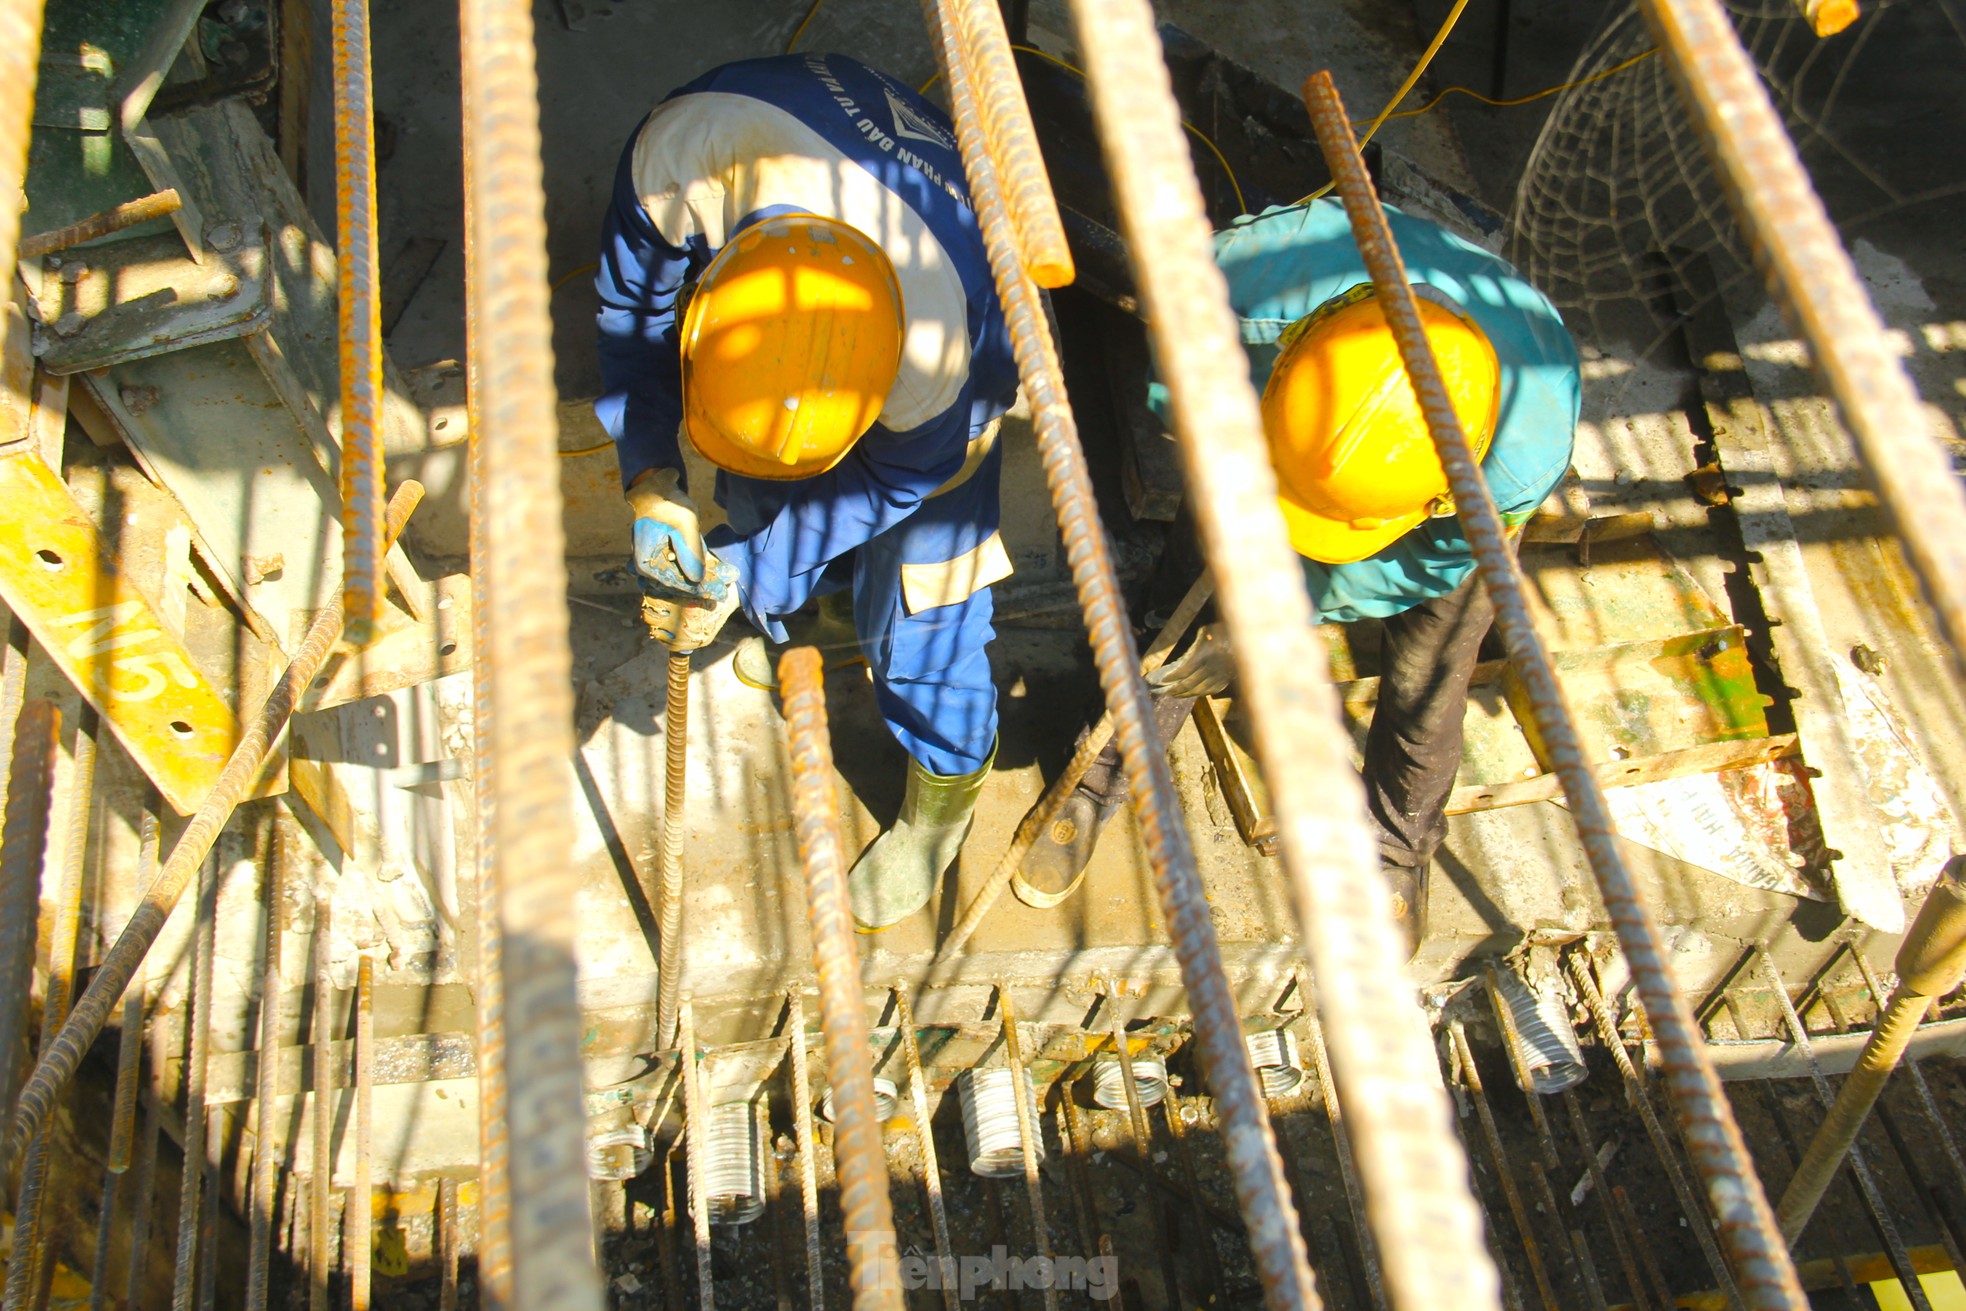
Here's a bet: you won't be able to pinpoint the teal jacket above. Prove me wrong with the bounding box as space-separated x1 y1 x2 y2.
1151 201 1580 624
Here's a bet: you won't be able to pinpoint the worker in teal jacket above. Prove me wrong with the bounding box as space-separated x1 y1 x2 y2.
1017 199 1580 948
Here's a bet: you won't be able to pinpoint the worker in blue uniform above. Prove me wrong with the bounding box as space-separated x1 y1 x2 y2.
1016 199 1580 950
594 53 1020 931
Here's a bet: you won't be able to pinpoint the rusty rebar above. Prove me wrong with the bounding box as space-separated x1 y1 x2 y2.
932 0 1072 287
19 188 182 260
679 999 714 1309
934 571 1212 961
1559 1086 1652 1310
310 893 337 1311
1301 70 1802 1310
7 483 425 1165
4 708 92 1311
0 0 46 283
349 953 375 1311
457 0 598 1296
1635 0 1966 679
92 955 146 1311
893 987 958 1310
330 0 384 646
0 699 56 1189
1848 948 1966 1214
170 852 221 1311
1447 1023 1560 1311
656 651 689 1051
437 1179 459 1311
125 912 167 1311
921 5 1318 1305
246 812 289 1311
1780 865 1966 1241
785 992 825 1311
996 986 1058 1311
1567 953 1745 1310
778 645 903 1309
1755 948 1930 1310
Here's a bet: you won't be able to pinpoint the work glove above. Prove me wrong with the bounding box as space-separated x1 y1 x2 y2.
627 467 720 600
1145 622 1235 699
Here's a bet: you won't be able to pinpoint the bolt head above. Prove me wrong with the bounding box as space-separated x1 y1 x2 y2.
205 219 244 254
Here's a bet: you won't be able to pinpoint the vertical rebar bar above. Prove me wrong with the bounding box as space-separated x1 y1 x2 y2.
778 646 903 1309
679 999 714 1310
170 852 220 1311
91 963 145 1311
1303 1004 1387 1311
246 811 289 1311
1848 949 1966 1212
919 5 1319 1304
932 0 1072 286
1635 0 1966 677
893 987 957 1311
437 1179 458 1311
995 987 1058 1311
1567 953 1745 1310
125 917 167 1311
0 0 46 288
1300 69 1802 1311
1754 949 1930 1311
1447 1023 1561 1311
311 894 336 1311
0 699 57 1188
4 708 92 1311
1558 1087 1652 1310
785 993 824 1311
456 0 597 1298
329 0 383 646
349 953 374 1311
7 485 426 1160
656 651 689 1051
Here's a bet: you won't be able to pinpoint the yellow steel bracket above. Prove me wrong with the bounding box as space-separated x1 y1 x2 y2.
0 450 266 815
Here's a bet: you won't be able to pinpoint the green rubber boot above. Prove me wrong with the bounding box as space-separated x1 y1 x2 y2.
733 590 864 690
849 742 996 932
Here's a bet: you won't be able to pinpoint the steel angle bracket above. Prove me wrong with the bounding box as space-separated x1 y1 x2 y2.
0 450 278 815
33 224 270 375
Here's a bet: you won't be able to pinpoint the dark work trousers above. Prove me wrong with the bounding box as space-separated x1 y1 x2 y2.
1362 569 1495 869
1074 693 1198 808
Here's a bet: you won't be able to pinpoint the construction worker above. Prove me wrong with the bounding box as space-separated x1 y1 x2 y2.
594 53 1019 930
1018 199 1579 950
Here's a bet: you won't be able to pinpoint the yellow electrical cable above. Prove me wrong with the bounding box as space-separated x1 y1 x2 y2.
923 43 1246 215
785 0 825 54
1366 47 1659 124
1295 0 1471 204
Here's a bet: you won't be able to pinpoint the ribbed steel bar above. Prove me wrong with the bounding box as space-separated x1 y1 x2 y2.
329 0 384 646
125 914 167 1311
1559 1087 1652 1310
246 811 288 1311
931 0 1072 287
0 0 46 284
1848 949 1966 1211
1300 70 1802 1310
169 852 220 1311
349 953 375 1311
678 999 714 1310
19 188 182 260
933 571 1212 962
90 973 145 1311
1635 0 1966 677
920 5 1318 1305
778 646 903 1309
456 0 598 1298
1447 1023 1560 1311
3 708 91 1311
309 893 336 1311
437 1179 459 1311
1755 949 1930 1310
656 651 688 1050
1567 954 1745 1310
785 992 825 1311
6 483 425 1162
0 698 55 1191
1067 7 1494 1306
893 988 958 1311
995 987 1057 1311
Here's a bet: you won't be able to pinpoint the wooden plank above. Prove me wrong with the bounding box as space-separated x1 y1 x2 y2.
1193 694 1277 855
1445 733 1798 816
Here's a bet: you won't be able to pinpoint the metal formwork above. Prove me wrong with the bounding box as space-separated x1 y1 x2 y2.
1 0 1963 1309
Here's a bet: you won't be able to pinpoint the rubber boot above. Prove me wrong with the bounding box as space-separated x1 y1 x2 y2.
733 589 864 691
848 742 996 931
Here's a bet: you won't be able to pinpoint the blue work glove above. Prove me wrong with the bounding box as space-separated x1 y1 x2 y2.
626 467 728 602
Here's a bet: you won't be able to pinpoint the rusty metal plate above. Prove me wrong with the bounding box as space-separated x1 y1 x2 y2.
0 451 246 814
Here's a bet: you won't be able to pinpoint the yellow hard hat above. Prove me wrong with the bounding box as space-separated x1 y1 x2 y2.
1260 283 1500 564
680 213 905 480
